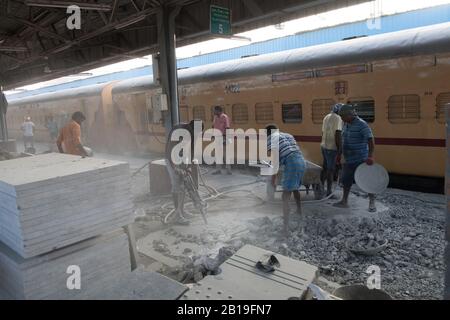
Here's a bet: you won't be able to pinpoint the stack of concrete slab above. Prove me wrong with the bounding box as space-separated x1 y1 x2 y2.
0 153 135 299
182 245 318 300
0 230 131 300
0 153 134 258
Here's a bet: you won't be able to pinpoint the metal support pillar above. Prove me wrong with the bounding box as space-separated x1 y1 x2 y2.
0 88 17 152
445 105 450 300
157 5 181 133
0 89 8 142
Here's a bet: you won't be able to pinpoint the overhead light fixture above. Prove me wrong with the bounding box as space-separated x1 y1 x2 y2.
228 35 252 42
25 0 112 11
274 23 285 30
0 46 28 52
67 72 93 77
114 16 147 30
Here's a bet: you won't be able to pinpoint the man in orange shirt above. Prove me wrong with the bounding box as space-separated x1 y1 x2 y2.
57 112 88 157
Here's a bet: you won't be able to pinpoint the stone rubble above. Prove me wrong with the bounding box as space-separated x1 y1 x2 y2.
234 192 446 300
142 186 445 300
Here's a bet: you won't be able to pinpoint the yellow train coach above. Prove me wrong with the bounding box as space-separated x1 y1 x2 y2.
7 23 450 190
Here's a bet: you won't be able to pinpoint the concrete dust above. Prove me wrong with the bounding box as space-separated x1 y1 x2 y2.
130 167 445 300
22 145 442 301
20 147 446 300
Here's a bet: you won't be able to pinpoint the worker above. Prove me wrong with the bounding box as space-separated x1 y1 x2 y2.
212 106 232 175
334 104 377 212
57 111 88 157
21 116 35 151
321 103 343 197
266 124 306 236
165 120 205 225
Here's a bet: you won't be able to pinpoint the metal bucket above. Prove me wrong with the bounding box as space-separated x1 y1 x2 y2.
332 285 392 300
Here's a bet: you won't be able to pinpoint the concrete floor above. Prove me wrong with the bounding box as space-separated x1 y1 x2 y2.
26 142 446 299
134 171 389 271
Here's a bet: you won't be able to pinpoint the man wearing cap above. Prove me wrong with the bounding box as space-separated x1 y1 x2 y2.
321 104 343 197
57 111 88 157
334 104 377 212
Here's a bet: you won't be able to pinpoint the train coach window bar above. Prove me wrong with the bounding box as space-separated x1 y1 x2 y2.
255 102 274 124
312 99 335 124
282 102 302 124
388 95 421 124
180 105 190 123
349 97 376 123
436 92 450 124
140 111 148 131
232 104 249 124
193 106 206 121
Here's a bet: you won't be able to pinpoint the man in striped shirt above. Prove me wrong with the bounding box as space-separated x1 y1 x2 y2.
266 124 306 236
334 104 377 212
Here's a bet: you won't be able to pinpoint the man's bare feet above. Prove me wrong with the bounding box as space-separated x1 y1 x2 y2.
174 216 190 226
333 201 350 209
180 211 195 219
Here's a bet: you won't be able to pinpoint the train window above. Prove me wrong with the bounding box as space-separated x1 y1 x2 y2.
232 104 249 124
147 110 154 124
193 106 206 121
140 111 148 131
436 92 450 124
282 102 302 124
255 102 274 123
349 97 375 123
180 105 189 122
312 99 335 124
388 95 420 124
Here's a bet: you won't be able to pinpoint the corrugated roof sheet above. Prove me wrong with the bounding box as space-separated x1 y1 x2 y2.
7 4 450 101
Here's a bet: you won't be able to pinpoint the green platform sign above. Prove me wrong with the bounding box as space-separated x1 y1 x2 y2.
210 5 231 36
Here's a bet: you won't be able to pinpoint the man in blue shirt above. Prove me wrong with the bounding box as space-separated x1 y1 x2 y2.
266 124 306 236
333 104 377 212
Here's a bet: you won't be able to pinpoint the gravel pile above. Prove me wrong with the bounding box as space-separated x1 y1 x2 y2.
233 193 446 300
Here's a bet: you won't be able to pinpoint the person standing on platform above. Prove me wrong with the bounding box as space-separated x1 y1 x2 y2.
21 116 35 151
321 103 343 197
212 106 232 175
334 104 377 212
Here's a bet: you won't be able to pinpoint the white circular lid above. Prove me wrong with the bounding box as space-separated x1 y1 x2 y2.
354 163 389 194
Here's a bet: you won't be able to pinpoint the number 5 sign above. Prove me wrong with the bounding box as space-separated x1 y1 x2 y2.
210 5 232 36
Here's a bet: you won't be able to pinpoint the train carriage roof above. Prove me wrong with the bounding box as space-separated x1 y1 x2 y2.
8 83 106 106
10 21 450 104
112 21 450 94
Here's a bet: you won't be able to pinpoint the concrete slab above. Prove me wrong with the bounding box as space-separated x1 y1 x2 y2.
182 245 318 300
91 268 188 300
0 230 131 300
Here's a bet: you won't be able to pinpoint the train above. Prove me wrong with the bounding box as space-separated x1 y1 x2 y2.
6 22 450 191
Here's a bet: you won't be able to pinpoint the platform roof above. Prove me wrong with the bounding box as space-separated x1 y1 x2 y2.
0 0 368 89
